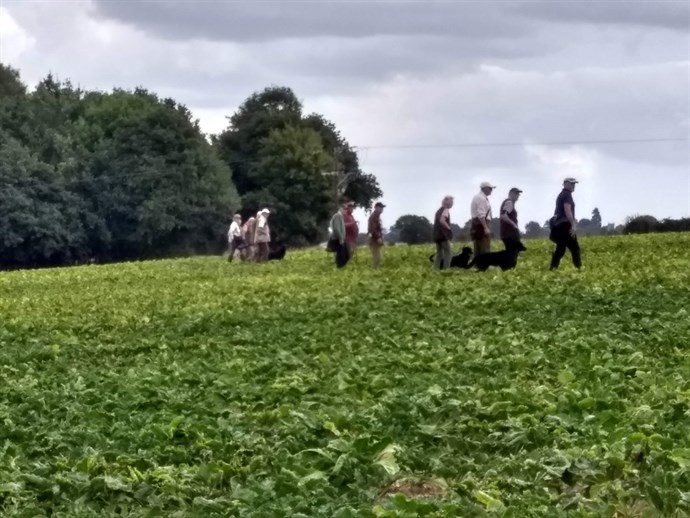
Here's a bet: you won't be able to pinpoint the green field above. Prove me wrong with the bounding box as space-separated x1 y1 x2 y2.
1 234 690 517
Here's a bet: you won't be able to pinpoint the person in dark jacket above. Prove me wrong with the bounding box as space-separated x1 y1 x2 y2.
549 177 581 270
432 195 454 270
499 187 526 255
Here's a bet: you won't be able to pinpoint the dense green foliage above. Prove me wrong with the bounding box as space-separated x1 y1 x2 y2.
623 215 690 235
1 233 689 516
0 67 240 267
214 86 382 245
1 67 379 264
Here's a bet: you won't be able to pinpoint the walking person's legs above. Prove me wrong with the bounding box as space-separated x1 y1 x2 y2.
256 243 269 262
441 240 452 270
370 241 382 269
434 241 444 270
336 243 350 268
550 231 568 270
566 235 582 269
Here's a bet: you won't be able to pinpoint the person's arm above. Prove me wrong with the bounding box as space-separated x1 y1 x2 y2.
481 206 491 235
477 199 491 234
500 202 519 230
565 203 576 235
441 209 451 230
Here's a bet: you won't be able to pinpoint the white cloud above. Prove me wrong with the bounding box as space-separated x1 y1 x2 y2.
0 6 36 62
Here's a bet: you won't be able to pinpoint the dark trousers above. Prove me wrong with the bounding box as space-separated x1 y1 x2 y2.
227 237 246 262
335 242 351 268
550 224 581 269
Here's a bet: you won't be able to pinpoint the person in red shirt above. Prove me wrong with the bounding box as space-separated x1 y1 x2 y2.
367 201 385 269
343 201 359 258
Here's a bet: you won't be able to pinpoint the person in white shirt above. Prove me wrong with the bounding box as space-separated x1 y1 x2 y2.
254 208 271 262
470 182 494 256
227 214 245 262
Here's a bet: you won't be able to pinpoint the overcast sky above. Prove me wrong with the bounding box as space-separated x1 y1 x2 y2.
1 0 689 228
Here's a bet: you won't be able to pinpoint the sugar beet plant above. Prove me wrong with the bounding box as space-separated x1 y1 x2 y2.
0 233 689 517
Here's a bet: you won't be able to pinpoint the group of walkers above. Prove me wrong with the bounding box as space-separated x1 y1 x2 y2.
328 200 386 269
227 208 272 262
230 177 582 271
433 177 582 270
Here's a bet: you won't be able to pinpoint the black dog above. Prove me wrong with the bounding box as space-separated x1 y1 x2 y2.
467 245 526 272
267 243 287 261
429 246 473 269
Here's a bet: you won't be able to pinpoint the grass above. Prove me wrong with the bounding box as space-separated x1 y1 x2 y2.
1 233 689 517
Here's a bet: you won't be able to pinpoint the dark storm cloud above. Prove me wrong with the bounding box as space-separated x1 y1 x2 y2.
90 1 531 43
512 1 690 32
91 0 689 45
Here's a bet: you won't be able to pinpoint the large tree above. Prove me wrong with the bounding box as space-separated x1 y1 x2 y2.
244 125 333 246
214 86 382 244
393 215 433 245
302 113 382 210
0 138 88 267
0 73 241 268
0 63 26 97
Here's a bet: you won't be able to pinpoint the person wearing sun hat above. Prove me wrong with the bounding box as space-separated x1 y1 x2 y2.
549 177 582 270
254 208 271 262
470 181 495 256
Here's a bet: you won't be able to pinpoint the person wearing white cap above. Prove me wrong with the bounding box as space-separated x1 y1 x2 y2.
549 178 581 270
470 182 495 256
255 208 271 262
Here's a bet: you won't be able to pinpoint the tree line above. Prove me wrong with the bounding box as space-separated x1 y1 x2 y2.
386 209 690 245
0 64 381 268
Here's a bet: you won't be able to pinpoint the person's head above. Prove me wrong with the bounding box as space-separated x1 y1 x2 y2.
563 177 578 192
233 213 242 223
480 182 496 196
508 187 522 202
374 201 385 214
260 208 271 218
442 195 454 209
342 201 355 214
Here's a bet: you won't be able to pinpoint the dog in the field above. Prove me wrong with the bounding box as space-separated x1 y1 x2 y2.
428 246 473 269
467 245 526 272
268 243 287 261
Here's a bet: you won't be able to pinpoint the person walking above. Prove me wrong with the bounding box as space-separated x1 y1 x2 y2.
432 195 454 270
343 201 359 258
368 201 385 269
241 215 256 261
499 187 525 255
227 213 245 262
255 208 271 262
549 178 582 270
470 182 494 256
329 203 350 268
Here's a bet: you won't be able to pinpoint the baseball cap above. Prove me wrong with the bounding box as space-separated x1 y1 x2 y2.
261 208 271 214
480 182 496 189
509 187 523 194
374 201 386 208
564 177 578 184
